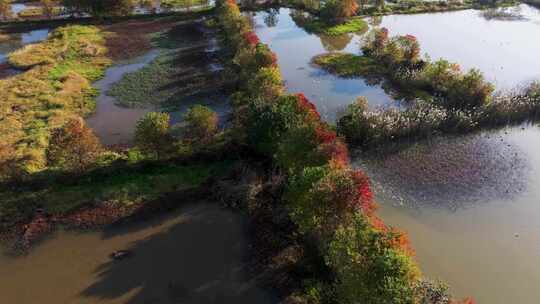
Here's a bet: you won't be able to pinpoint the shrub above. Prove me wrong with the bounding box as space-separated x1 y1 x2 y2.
134 112 172 159
183 105 219 143
285 163 374 239
246 66 283 101
47 118 103 172
326 214 420 304
321 0 358 23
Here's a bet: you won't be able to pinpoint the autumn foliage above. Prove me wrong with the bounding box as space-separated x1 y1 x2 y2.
215 1 432 303
47 118 103 173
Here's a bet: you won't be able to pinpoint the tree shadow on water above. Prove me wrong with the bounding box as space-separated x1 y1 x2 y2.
81 203 277 304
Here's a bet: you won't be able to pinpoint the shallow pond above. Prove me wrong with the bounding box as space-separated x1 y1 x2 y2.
251 8 398 122
353 125 540 303
86 49 231 146
379 4 540 90
0 203 276 304
86 50 160 146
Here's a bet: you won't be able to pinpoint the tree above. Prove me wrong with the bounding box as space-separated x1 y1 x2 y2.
0 0 13 21
47 118 103 172
321 0 358 23
134 112 171 159
326 214 419 304
183 105 219 143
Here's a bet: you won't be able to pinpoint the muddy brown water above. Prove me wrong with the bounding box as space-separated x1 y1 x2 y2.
355 126 540 303
0 203 276 304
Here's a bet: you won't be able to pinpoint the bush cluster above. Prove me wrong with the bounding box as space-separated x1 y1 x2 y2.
215 1 431 303
362 28 494 110
338 86 540 147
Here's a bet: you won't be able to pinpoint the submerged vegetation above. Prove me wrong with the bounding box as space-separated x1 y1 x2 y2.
107 20 225 108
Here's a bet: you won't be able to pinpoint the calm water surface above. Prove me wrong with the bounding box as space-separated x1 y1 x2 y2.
252 8 397 121
0 203 275 304
86 49 231 146
353 126 540 303
380 4 540 90
86 50 160 145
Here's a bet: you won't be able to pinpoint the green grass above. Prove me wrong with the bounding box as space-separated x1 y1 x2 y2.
312 53 378 77
0 160 233 228
108 51 179 107
161 0 211 8
298 17 368 36
1 25 111 174
108 24 221 108
324 18 369 36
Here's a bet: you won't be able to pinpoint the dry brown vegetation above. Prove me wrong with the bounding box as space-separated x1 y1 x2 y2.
0 25 110 175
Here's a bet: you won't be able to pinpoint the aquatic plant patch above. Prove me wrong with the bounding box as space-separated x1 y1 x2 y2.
292 14 368 36
108 22 226 108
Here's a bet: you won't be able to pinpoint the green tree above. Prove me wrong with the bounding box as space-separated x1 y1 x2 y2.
134 112 171 159
183 105 219 143
326 214 419 304
47 118 103 173
321 0 358 23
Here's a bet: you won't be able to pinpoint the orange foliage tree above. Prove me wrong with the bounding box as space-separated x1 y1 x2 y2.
47 118 103 173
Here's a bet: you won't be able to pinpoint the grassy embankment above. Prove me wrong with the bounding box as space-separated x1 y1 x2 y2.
1 25 111 174
292 15 368 35
0 160 232 230
312 30 540 147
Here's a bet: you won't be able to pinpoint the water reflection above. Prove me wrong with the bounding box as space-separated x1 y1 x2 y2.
252 8 397 122
0 203 276 304
379 4 540 90
318 33 353 52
